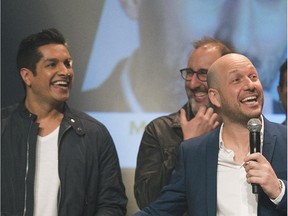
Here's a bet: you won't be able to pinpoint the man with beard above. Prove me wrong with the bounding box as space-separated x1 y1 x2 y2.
133 53 287 216
134 37 233 211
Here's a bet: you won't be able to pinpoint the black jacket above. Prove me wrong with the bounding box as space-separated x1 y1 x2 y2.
1 102 127 216
134 103 194 209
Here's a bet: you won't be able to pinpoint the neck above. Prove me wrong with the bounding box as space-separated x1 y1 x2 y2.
25 98 64 137
221 122 250 164
25 97 64 119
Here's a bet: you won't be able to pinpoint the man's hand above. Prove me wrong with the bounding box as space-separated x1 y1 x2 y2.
180 106 220 140
244 153 282 199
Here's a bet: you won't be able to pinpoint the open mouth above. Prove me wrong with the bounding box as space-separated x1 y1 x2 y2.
194 92 207 98
241 96 258 104
52 80 70 88
193 91 208 100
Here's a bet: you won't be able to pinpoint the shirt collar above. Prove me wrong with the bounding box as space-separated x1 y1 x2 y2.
219 115 264 152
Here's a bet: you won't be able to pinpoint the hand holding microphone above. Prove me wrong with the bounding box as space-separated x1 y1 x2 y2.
247 118 262 194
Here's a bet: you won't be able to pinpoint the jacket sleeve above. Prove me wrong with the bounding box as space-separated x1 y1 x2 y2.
134 121 179 209
133 143 187 216
94 129 128 216
276 180 287 213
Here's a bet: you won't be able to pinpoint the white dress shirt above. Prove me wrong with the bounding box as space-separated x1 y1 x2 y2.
216 117 285 215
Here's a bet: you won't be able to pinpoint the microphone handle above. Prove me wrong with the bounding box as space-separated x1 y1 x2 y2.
250 131 261 153
250 131 261 194
252 183 259 194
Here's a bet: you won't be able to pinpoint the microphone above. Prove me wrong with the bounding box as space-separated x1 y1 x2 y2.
247 118 262 194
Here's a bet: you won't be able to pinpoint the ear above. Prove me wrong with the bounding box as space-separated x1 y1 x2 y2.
20 68 33 87
119 0 141 19
208 88 221 108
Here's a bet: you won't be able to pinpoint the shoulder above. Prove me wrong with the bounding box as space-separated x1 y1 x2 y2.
1 103 19 119
181 127 220 150
264 117 287 138
64 106 110 135
146 111 180 129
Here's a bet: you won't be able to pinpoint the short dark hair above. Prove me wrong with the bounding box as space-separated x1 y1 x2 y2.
193 37 234 56
279 59 287 88
16 28 67 75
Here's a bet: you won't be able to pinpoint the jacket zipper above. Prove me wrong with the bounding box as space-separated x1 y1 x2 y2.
57 124 71 213
23 121 33 216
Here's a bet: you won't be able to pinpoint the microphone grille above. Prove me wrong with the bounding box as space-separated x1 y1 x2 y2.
247 118 262 132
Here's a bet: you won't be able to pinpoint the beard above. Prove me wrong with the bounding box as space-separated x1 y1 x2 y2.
188 95 210 116
219 94 263 126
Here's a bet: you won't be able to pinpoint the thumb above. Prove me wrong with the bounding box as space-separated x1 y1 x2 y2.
180 108 187 125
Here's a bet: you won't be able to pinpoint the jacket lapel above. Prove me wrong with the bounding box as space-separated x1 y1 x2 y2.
206 128 220 215
262 119 276 162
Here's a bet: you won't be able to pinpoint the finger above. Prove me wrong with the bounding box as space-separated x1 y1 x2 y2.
204 107 215 116
244 152 263 163
209 113 218 122
246 173 263 185
244 161 251 172
180 108 187 125
195 106 207 116
244 160 257 171
208 112 219 128
212 120 220 129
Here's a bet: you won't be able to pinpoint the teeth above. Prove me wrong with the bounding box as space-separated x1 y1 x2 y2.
242 96 256 102
54 81 68 85
194 92 207 97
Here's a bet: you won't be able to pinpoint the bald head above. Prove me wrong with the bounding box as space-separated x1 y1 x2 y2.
207 53 254 89
207 53 264 123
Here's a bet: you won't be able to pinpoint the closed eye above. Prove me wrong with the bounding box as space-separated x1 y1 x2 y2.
46 62 56 68
198 69 208 75
232 77 241 83
249 74 258 80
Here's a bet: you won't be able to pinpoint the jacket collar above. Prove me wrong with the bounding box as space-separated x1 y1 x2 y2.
62 104 85 136
18 100 85 136
171 102 195 128
262 116 276 162
18 100 37 121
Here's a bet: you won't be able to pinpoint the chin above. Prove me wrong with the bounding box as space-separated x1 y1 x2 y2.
57 97 69 103
247 113 262 119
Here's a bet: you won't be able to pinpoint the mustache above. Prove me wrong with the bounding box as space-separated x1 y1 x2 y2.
191 86 208 93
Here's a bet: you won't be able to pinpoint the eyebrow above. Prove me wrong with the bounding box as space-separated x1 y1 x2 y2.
43 57 73 62
227 69 238 76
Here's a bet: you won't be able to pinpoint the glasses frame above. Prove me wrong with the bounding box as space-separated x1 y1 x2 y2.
179 68 208 82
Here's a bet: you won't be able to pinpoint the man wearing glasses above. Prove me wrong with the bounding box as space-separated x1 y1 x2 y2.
134 37 234 214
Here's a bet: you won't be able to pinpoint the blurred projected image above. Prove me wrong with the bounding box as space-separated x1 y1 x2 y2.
65 0 287 168
76 0 287 115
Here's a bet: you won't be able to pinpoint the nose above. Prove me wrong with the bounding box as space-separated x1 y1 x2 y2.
215 0 251 54
244 76 257 91
186 73 202 88
58 62 72 76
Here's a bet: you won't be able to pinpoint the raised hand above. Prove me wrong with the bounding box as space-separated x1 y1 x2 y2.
180 106 220 140
244 153 282 199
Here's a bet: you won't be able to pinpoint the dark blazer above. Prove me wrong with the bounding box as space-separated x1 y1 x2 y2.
134 117 287 216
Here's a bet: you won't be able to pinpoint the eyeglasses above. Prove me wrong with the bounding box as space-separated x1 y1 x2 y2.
179 68 208 82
